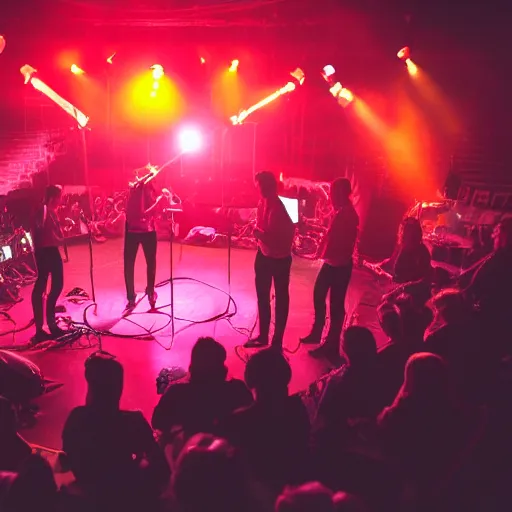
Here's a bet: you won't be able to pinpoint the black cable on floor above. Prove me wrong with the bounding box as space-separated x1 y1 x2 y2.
78 275 240 351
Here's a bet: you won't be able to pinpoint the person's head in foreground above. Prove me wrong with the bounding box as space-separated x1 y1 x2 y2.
172 433 249 512
377 303 403 343
44 184 62 210
397 352 454 404
400 217 423 247
245 347 292 400
189 337 228 383
255 171 278 199
0 455 57 512
429 288 468 325
275 481 335 512
330 178 352 209
84 353 124 410
342 326 377 367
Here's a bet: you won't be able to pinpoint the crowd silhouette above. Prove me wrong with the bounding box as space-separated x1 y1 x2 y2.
0 216 511 512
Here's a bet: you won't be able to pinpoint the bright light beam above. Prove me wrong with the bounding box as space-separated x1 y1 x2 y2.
178 127 202 153
230 68 305 125
70 64 84 75
20 65 89 128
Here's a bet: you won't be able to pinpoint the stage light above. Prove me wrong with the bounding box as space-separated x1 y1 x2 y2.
150 90 157 98
329 82 354 108
153 81 159 90
329 82 342 98
200 57 206 64
406 59 418 76
0 35 5 55
106 52 116 64
70 64 84 75
338 87 354 107
151 64 164 80
397 46 418 76
21 64 89 128
229 59 239 73
230 68 304 125
178 127 202 153
397 47 410 61
290 68 305 85
322 65 336 79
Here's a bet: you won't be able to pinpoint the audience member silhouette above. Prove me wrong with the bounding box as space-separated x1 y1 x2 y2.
152 337 253 446
465 217 512 354
376 305 418 408
394 293 433 346
333 491 369 512
172 433 251 512
61 354 170 505
378 352 484 504
424 289 486 402
220 348 311 493
0 455 57 512
0 396 31 472
315 327 380 436
275 481 336 512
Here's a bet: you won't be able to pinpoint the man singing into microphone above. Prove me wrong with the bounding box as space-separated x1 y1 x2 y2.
245 171 295 350
31 184 67 343
124 167 169 313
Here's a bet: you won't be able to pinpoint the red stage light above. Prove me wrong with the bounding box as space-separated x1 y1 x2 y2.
0 35 6 55
397 46 410 61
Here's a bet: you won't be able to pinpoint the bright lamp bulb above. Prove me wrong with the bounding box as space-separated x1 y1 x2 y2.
178 128 202 153
70 64 84 75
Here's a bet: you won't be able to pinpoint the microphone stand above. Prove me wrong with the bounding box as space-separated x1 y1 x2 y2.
80 212 97 310
80 211 114 357
169 210 176 340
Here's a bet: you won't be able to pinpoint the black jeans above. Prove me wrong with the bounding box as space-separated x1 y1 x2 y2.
124 230 157 301
31 246 64 332
311 262 353 347
255 250 292 347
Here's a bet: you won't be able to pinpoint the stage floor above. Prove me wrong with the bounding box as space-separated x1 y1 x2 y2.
1 239 388 452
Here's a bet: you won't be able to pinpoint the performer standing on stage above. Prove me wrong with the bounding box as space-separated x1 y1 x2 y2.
301 178 359 363
124 168 169 313
31 184 67 343
245 171 295 350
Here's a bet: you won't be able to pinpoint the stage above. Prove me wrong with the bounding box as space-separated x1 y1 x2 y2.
1 238 388 452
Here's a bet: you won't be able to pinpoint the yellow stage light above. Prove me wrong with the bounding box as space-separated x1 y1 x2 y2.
118 70 184 131
405 59 418 76
290 68 305 85
70 64 84 75
338 87 354 106
106 52 116 64
230 81 296 125
151 64 164 80
200 57 206 64
328 82 354 108
229 59 239 73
